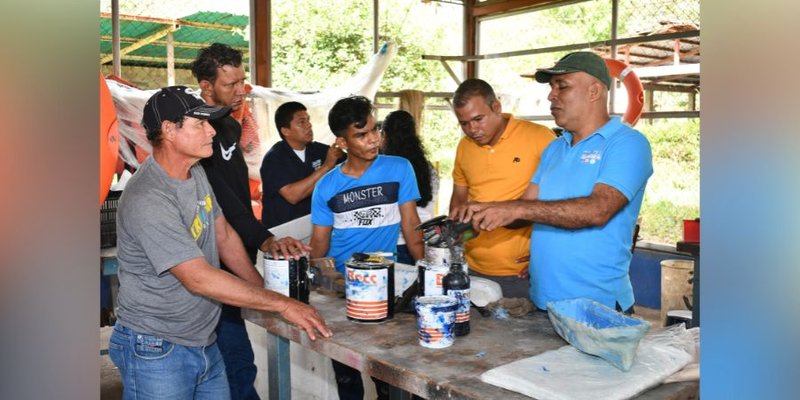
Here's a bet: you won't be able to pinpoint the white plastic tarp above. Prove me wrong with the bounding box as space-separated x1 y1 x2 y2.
105 42 397 174
480 325 699 400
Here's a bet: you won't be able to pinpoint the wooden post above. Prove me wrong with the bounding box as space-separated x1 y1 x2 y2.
166 32 175 86
644 89 654 125
464 0 476 80
609 0 618 114
111 0 121 76
373 0 379 54
252 0 271 87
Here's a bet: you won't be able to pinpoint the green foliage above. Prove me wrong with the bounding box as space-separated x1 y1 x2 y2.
271 0 455 93
638 118 700 244
271 0 372 90
639 200 699 244
420 107 461 178
646 118 700 164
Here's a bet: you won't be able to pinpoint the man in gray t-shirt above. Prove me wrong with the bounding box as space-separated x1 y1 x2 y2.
109 86 332 400
115 157 224 345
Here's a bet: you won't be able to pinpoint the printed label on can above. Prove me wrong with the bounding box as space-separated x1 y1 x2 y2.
425 246 454 266
346 267 389 320
447 288 471 324
264 258 290 296
423 246 469 274
421 263 449 297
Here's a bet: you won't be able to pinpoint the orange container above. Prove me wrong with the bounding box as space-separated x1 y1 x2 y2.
683 219 700 242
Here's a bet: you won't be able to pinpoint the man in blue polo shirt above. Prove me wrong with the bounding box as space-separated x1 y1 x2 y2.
453 51 653 314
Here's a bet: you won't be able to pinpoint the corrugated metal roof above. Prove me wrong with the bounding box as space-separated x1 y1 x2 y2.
99 11 249 68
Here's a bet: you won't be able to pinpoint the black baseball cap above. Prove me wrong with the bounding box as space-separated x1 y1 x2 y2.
141 86 231 132
534 51 612 89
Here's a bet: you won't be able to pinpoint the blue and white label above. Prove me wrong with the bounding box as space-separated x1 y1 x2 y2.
264 258 290 296
345 266 390 320
447 288 471 324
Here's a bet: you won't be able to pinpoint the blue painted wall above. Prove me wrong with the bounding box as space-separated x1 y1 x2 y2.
629 247 694 309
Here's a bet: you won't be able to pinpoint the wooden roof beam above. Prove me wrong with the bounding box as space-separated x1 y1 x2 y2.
100 12 243 31
100 35 249 52
115 55 197 65
426 30 699 62
100 24 178 65
641 54 699 67
641 83 699 93
472 0 568 18
632 63 700 78
637 42 697 53
595 47 665 62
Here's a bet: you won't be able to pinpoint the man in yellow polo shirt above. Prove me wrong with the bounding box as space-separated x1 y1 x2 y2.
448 78 555 297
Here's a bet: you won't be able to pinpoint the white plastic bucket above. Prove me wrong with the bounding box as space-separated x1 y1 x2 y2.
660 259 694 326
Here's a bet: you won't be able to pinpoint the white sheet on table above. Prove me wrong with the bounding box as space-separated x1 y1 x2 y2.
480 328 695 400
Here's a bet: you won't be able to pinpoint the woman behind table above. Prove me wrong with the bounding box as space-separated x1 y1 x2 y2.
381 110 439 265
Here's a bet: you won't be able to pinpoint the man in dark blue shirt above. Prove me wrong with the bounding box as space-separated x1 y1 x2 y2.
260 101 343 228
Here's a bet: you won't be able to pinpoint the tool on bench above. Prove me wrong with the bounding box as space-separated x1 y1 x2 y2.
307 257 345 296
416 215 478 249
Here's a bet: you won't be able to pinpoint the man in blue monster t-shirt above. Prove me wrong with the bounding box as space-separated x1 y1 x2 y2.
310 96 423 400
452 52 653 315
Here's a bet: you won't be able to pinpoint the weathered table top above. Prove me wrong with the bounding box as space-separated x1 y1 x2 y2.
243 293 698 399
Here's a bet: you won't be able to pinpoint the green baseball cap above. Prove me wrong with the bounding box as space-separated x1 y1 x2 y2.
534 51 611 89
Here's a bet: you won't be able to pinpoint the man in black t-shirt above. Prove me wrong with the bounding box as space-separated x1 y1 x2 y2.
260 101 343 228
193 43 311 400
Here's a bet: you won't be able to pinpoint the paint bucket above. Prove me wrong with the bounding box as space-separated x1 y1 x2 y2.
263 254 309 304
415 296 457 349
682 219 700 242
417 259 450 297
423 244 468 276
660 259 694 326
424 244 463 266
345 255 395 323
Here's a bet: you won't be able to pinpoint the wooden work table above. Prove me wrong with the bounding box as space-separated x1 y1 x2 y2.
243 293 698 399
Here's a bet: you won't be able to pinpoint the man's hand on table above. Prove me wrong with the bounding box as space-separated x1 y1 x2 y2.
280 298 332 341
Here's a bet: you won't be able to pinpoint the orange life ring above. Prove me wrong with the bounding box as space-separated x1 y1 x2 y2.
100 74 120 204
604 59 644 127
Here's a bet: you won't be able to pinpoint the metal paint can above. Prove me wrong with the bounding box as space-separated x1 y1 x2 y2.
424 244 469 273
263 254 309 304
415 295 457 349
417 260 449 297
424 244 459 266
345 255 395 323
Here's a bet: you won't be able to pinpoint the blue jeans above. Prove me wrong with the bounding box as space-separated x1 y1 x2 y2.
215 304 260 400
108 323 231 400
